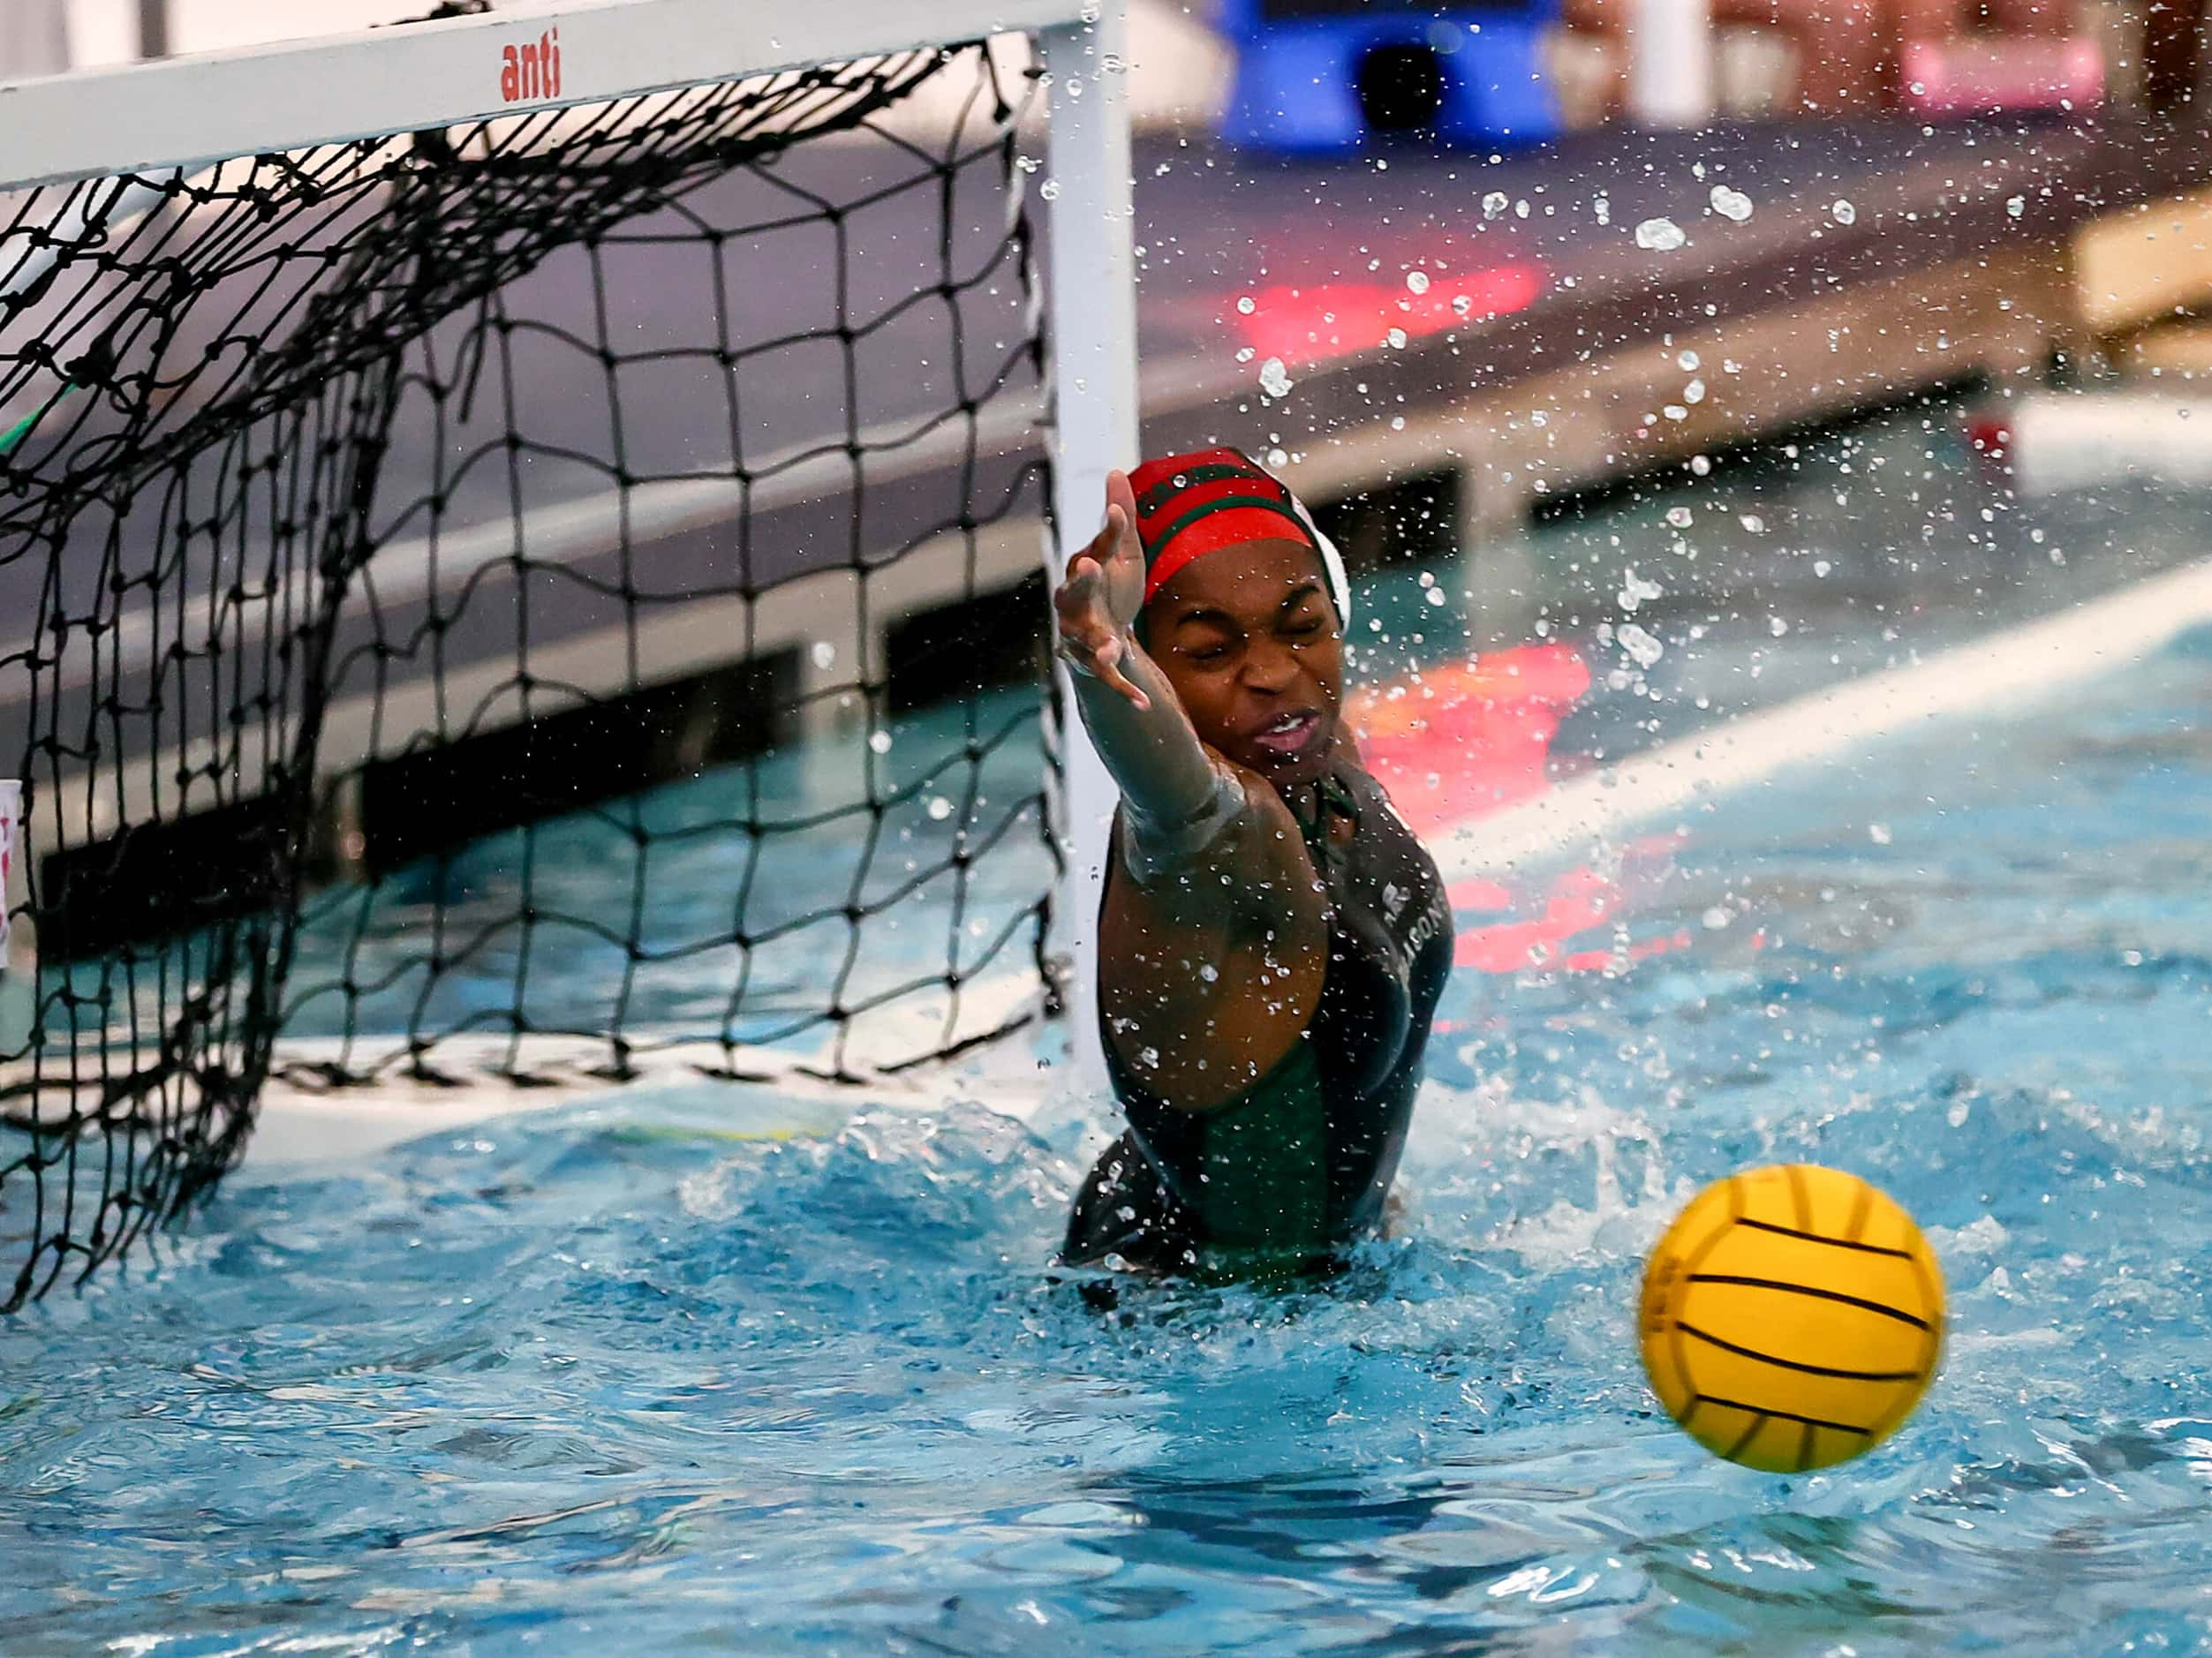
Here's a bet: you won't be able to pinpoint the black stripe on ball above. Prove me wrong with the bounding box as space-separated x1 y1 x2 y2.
1846 1177 1874 1244
1734 1217 1914 1259
1723 1411 1769 1462
1676 1321 1924 1382
1695 1393 1876 1437
1687 1273 1931 1330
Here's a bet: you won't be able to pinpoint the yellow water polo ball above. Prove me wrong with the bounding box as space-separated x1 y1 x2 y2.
1639 1163 1944 1473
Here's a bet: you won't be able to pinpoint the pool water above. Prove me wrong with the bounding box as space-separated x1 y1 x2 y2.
6 589 2212 1652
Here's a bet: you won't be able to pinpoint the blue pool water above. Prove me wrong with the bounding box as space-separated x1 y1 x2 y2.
7 601 2212 1654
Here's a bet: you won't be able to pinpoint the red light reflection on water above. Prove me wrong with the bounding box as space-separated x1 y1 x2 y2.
1349 644 1586 832
1449 842 1695 976
1348 643 1711 981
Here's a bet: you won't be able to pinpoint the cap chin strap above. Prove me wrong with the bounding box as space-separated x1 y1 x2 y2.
1285 493 1353 629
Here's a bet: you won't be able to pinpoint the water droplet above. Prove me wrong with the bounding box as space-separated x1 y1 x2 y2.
1235 295 1256 315
1683 378 1706 404
1618 568 1664 612
812 641 836 668
1677 349 1701 371
1740 513 1766 533
1618 622 1665 667
1038 179 1061 201
1868 822 1892 845
2006 195 2026 218
868 729 892 754
1635 216 1687 252
1257 357 1294 399
1234 345 1255 363
1770 615 1790 637
1710 185 1754 222
1482 192 1508 219
1831 199 1856 225
1385 327 1408 350
927 796 954 821
1665 505 1694 529
1406 269 1431 295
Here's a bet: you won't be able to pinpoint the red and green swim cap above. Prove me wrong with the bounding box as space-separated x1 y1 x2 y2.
1127 446 1351 622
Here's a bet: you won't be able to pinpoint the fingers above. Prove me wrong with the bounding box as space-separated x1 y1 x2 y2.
1083 641 1151 711
1054 622 1151 711
1072 504 1128 577
1105 468 1138 527
1098 657 1151 712
1104 503 1141 571
1056 473 1149 678
1085 633 1151 709
1103 474 1142 568
1056 552 1102 611
1060 473 1140 586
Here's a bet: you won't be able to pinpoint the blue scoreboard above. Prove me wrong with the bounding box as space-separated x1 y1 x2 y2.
1218 0 1562 152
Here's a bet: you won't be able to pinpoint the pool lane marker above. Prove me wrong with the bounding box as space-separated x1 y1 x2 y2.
1435 555 2212 883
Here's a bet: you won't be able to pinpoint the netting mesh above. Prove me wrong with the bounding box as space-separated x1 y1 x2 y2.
0 41 1057 1307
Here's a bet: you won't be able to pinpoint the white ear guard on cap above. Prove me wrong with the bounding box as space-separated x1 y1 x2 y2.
1286 491 1353 629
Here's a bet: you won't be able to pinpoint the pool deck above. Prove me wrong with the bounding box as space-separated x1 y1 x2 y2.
1123 111 2210 565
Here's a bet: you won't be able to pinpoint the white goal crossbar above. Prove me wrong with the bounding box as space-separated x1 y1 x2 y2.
0 0 1099 187
0 0 1133 1096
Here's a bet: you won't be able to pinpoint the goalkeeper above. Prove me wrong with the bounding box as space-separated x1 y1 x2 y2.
1054 448 1454 1279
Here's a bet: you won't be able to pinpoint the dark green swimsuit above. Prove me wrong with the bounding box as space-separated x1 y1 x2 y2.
1061 757 1454 1279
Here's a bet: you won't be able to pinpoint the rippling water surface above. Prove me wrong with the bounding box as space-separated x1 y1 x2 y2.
8 625 2212 1651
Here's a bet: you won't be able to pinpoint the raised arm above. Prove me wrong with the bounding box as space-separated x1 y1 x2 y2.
1053 471 1247 867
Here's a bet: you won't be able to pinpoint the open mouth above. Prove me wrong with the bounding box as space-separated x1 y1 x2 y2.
1250 709 1323 757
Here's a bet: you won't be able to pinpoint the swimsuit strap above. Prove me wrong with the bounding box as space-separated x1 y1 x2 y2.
1295 768 1363 875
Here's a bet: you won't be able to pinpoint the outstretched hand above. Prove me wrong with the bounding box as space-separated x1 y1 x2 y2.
1053 470 1151 711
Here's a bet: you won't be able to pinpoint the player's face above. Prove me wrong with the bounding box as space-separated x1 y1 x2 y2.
1144 537 1344 788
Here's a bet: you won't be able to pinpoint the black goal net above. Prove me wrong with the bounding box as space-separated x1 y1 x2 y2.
0 41 1059 1308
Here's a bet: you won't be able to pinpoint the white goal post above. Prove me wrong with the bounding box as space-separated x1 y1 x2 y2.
0 0 1131 1094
